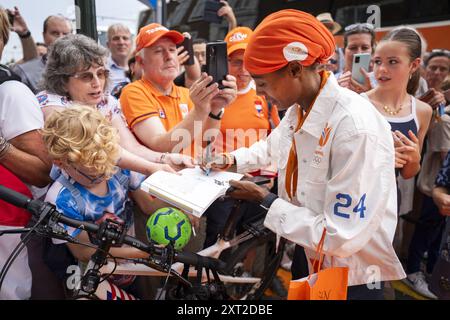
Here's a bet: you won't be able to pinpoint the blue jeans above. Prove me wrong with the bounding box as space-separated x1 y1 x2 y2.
406 195 446 274
203 198 237 248
347 282 385 300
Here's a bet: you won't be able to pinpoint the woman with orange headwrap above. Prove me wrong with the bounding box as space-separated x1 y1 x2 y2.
206 9 406 299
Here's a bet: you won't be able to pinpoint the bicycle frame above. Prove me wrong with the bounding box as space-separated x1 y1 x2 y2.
0 185 283 300
99 199 275 288
100 238 261 284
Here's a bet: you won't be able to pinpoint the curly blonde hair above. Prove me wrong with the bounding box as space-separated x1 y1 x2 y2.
42 105 120 179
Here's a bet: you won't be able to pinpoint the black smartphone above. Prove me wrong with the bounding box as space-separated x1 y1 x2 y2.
251 176 272 186
419 89 433 101
204 0 224 24
226 177 271 194
178 36 195 66
206 41 228 89
7 11 14 25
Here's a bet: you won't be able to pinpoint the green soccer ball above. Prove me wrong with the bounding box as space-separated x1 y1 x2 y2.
146 207 192 250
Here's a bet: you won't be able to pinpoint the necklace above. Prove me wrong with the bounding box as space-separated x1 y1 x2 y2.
383 103 403 116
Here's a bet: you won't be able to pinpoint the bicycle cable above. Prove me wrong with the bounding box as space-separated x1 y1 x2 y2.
156 250 174 300
0 211 48 293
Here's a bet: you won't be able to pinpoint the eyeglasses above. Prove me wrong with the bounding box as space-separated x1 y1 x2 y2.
228 58 244 68
344 23 375 33
70 164 106 184
71 68 110 83
329 58 338 65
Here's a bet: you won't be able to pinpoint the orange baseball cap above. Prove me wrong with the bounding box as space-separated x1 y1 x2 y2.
225 27 253 56
136 23 184 52
244 9 335 75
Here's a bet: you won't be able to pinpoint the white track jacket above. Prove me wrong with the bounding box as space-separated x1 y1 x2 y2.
232 73 406 286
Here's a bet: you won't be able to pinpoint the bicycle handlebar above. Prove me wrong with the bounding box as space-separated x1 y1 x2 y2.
0 185 226 272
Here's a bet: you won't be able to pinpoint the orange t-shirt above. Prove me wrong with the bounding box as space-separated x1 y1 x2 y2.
120 78 194 131
216 83 280 154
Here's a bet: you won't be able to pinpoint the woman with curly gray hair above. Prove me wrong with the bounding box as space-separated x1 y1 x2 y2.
38 34 195 176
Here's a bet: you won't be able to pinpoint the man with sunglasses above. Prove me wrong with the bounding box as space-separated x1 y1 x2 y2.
325 50 340 74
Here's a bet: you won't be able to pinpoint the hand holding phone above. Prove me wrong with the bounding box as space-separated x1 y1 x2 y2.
206 41 228 89
419 88 446 109
204 0 225 24
351 53 371 85
178 33 195 66
419 89 434 101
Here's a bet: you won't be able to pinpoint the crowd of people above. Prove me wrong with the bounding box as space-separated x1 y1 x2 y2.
0 1 449 301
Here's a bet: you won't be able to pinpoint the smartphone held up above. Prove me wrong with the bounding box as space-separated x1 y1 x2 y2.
206 41 228 89
178 33 195 66
351 53 371 85
204 0 225 24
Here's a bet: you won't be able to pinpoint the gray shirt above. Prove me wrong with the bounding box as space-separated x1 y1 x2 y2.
12 56 46 94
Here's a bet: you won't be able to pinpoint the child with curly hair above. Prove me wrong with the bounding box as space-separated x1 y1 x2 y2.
42 105 155 299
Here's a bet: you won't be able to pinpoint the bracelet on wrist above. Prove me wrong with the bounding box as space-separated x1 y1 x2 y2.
0 140 11 160
209 108 224 121
18 30 31 39
159 152 169 164
0 136 7 150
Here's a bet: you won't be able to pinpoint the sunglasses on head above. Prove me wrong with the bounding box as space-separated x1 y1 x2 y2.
70 68 110 83
431 49 450 57
344 23 375 33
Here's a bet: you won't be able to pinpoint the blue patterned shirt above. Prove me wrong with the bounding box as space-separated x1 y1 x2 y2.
45 168 145 241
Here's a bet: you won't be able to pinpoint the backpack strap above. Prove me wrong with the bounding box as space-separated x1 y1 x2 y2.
113 170 134 230
49 165 62 181
114 169 130 188
0 64 21 85
55 173 86 215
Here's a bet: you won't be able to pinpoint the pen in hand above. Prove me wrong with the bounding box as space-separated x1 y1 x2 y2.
204 139 212 176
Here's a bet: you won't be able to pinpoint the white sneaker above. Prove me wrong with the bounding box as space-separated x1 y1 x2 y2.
402 271 438 299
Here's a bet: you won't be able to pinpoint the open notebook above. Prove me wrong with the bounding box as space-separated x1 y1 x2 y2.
140 167 244 217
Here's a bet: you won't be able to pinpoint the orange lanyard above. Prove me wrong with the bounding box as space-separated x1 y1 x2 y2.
285 71 329 199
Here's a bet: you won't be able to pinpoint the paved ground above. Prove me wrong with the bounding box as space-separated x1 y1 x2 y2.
264 268 433 300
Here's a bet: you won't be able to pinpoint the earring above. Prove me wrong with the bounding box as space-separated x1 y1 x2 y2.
409 74 412 80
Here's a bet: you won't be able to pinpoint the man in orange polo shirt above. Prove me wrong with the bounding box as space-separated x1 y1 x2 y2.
216 26 280 154
120 23 237 157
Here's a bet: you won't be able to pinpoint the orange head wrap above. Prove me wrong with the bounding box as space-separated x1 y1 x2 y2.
244 9 336 75
243 9 335 200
